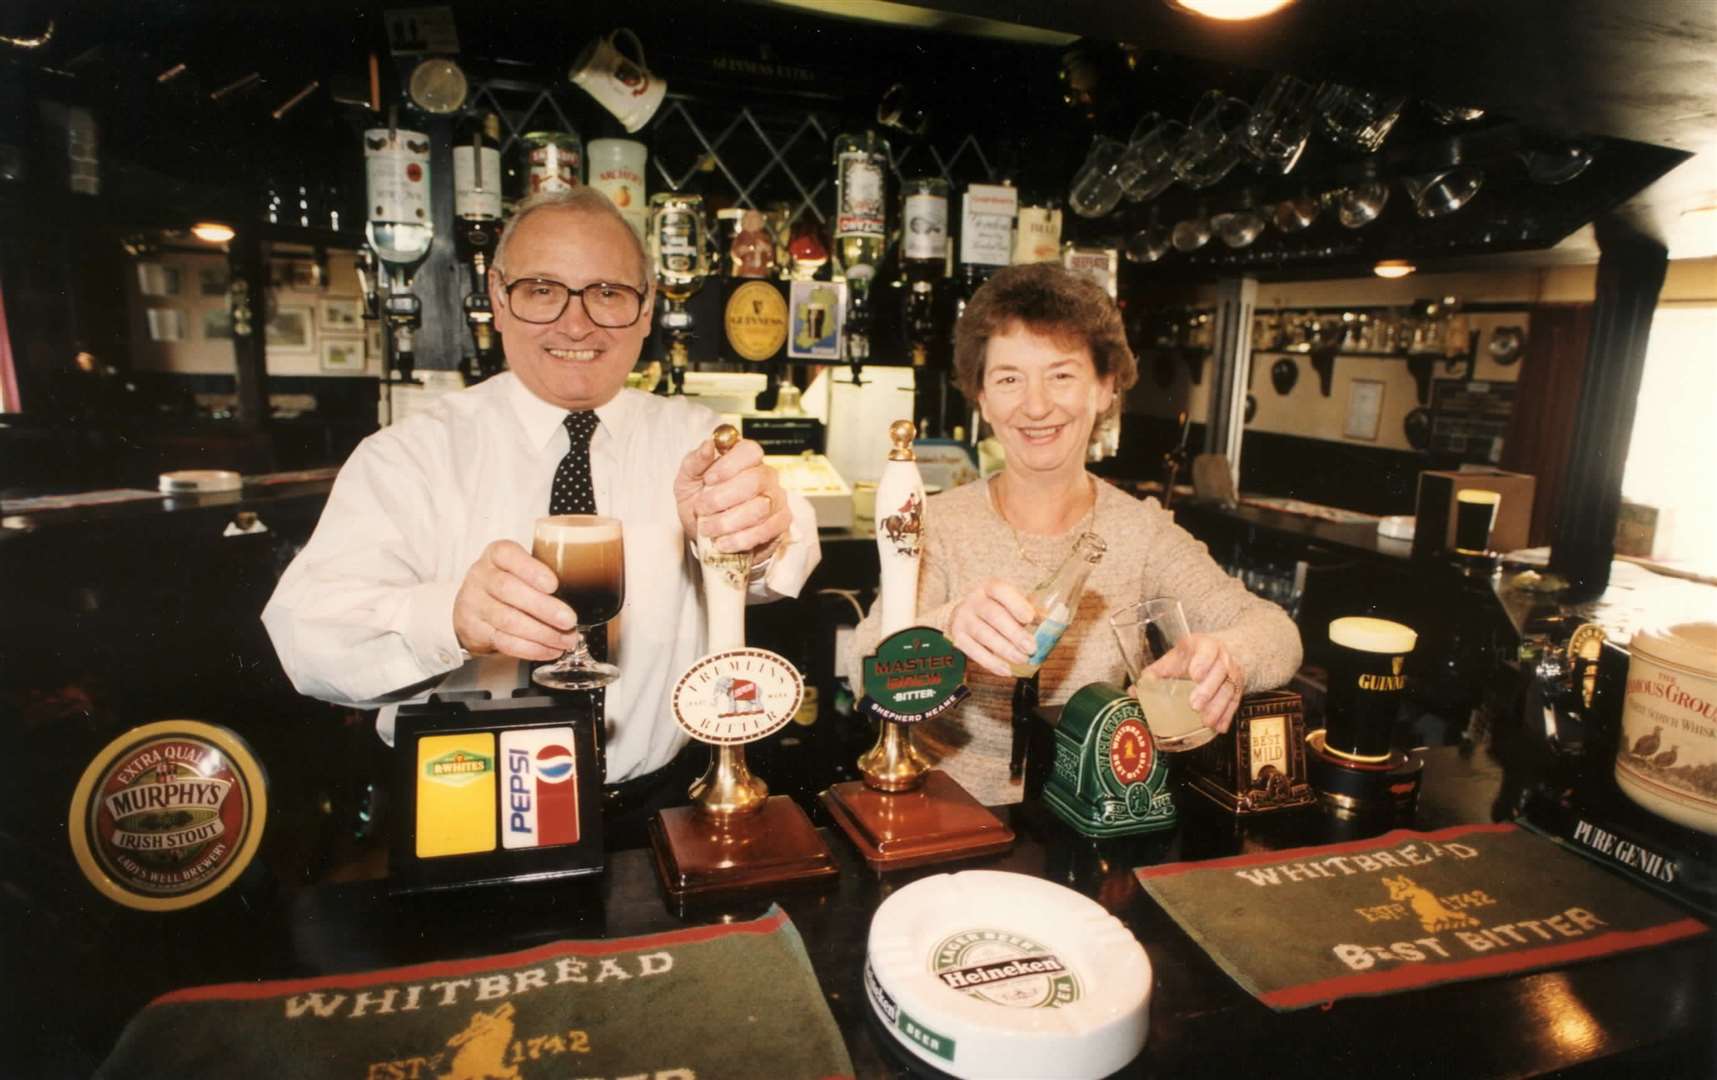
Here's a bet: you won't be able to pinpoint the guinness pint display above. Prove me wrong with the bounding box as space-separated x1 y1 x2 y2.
822 422 1014 869
1306 617 1425 823
1322 616 1418 763
649 426 837 903
1453 489 1501 555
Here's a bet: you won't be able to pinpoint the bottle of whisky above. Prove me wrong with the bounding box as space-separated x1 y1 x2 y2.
1009 532 1107 679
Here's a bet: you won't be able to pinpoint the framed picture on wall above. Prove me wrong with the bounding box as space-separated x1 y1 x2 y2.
1344 379 1385 441
199 266 229 296
145 308 186 342
321 338 365 373
321 297 363 332
202 308 233 340
137 263 181 297
267 305 315 352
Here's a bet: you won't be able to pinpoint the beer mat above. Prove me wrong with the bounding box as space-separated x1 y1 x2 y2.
96 905 854 1080
1135 823 1707 1011
0 488 165 512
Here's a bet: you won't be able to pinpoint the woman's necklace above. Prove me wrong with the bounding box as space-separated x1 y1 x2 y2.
992 473 1098 572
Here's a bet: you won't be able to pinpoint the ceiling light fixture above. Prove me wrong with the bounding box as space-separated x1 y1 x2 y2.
1167 0 1297 21
1374 259 1415 279
190 222 236 244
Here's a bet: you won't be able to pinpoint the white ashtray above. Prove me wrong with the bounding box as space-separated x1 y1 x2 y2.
1377 515 1416 541
865 870 1151 1079
158 469 243 494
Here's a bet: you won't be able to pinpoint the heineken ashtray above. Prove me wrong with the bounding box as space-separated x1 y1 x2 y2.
865 869 1150 1079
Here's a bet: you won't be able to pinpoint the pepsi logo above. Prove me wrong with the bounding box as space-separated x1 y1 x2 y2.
535 745 574 783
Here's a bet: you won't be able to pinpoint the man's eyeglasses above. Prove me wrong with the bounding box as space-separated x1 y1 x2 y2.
498 276 647 328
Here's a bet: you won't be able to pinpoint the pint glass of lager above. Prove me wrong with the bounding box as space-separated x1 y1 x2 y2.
1323 616 1417 762
531 515 625 690
1453 489 1501 555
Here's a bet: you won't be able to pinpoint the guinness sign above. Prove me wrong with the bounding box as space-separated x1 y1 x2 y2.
723 280 789 361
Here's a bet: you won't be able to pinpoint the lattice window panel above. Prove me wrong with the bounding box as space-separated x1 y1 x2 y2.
468 79 1005 228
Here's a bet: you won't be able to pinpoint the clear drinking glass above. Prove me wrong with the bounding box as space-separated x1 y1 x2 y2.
1315 83 1406 153
531 514 626 690
1108 597 1217 752
1172 91 1250 189
1120 117 1186 203
1068 136 1129 218
1243 74 1319 176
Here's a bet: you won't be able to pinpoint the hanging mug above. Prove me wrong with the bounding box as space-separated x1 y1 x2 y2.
569 29 667 133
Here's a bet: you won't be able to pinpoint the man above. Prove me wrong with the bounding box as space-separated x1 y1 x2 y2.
263 188 820 807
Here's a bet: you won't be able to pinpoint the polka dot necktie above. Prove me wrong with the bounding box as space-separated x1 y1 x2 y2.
550 411 606 707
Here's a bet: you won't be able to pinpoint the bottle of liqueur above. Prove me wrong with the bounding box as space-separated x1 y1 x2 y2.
453 112 504 379
1010 532 1107 679
648 192 711 395
900 176 948 368
832 130 890 369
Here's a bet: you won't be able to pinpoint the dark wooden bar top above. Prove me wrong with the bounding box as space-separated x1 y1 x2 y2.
11 742 1713 1078
1166 497 1412 565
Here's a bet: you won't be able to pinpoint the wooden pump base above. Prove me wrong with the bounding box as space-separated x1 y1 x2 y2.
649 797 837 904
821 770 1015 871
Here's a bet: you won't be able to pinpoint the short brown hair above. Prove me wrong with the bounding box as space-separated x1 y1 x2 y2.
952 263 1138 406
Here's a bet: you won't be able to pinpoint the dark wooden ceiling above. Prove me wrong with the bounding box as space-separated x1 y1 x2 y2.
4 0 1712 276
890 0 1717 266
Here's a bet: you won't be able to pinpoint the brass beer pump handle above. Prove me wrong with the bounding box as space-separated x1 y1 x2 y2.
887 418 916 461
692 423 770 819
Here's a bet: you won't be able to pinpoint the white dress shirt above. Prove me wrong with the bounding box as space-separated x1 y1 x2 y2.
262 373 821 780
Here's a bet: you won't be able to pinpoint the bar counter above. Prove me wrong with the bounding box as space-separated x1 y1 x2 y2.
14 740 1713 1078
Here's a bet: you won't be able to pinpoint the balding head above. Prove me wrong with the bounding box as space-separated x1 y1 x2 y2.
494 187 650 289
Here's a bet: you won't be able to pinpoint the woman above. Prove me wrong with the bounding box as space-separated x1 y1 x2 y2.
843 264 1302 805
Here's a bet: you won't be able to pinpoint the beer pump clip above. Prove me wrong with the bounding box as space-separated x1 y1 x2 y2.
821 421 1015 870
649 426 837 904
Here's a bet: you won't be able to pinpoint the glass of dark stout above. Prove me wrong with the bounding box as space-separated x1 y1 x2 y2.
530 514 625 690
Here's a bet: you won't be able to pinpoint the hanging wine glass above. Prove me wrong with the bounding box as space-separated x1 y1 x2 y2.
1171 209 1212 252
1335 181 1390 228
1123 207 1173 263
1403 166 1484 218
1425 102 1486 125
1273 190 1322 232
1520 143 1594 184
1214 196 1267 248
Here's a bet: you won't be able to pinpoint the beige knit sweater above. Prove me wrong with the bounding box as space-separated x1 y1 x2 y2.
842 476 1303 805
